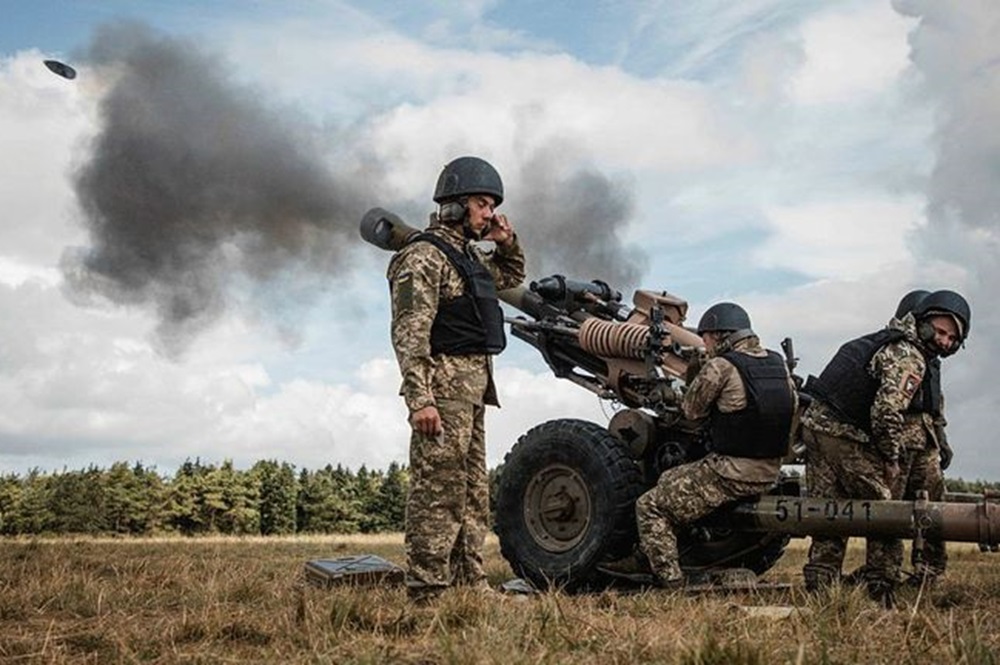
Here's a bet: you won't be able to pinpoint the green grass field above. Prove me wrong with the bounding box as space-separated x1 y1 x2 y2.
1 534 998 663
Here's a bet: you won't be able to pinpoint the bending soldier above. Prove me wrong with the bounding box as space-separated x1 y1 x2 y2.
899 291 957 583
387 156 526 603
801 289 970 604
845 289 956 588
600 303 797 587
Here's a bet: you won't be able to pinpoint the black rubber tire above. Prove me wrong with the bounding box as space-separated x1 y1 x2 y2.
495 419 643 590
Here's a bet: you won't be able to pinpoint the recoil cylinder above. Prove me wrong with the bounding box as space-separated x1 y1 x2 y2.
578 318 653 359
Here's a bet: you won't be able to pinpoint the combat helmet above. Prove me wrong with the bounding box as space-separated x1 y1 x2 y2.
912 289 971 355
894 289 930 320
697 302 753 335
433 156 504 206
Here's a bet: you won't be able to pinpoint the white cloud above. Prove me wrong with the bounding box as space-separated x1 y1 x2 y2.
755 197 925 278
0 51 92 265
790 1 915 105
366 51 754 197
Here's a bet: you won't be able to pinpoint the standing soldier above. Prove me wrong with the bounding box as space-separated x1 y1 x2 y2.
387 156 526 603
600 303 797 588
801 289 970 605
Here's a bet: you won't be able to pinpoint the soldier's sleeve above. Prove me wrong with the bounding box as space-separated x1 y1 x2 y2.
933 391 949 458
870 342 926 462
483 234 526 291
935 392 948 429
388 245 443 413
681 357 727 422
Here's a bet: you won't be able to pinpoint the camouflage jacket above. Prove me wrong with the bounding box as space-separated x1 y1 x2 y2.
801 314 932 461
387 217 526 413
888 316 948 450
683 336 798 482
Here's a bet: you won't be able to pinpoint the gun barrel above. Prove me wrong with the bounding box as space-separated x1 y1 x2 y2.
531 275 621 305
499 285 548 319
721 495 1000 545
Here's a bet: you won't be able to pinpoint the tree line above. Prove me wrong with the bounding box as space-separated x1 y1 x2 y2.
0 459 412 536
0 459 996 537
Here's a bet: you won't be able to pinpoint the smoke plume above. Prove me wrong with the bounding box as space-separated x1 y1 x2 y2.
509 148 646 291
61 22 647 354
61 22 376 353
893 0 1000 470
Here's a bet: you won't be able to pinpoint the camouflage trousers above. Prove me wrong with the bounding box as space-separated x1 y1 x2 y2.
635 457 776 583
802 427 894 590
405 398 489 598
894 445 947 577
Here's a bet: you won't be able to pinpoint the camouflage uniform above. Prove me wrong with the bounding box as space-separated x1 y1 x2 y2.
890 315 948 579
802 315 930 592
635 336 796 584
387 217 525 599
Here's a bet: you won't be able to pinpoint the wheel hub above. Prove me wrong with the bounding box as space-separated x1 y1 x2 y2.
523 464 592 553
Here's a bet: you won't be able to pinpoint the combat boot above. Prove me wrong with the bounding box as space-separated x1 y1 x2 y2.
597 551 657 585
841 565 868 587
903 570 939 590
865 578 897 609
802 563 841 593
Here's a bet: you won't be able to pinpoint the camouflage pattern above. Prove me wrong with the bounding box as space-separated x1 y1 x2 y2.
801 314 928 463
404 398 489 594
636 454 781 583
801 427 895 590
387 218 526 413
387 216 525 599
635 335 790 583
886 315 940 451
681 335 798 481
888 314 948 577
889 315 948 578
894 445 947 576
681 336 771 421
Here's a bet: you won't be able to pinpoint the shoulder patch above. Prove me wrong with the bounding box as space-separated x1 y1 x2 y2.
394 272 414 312
900 371 922 399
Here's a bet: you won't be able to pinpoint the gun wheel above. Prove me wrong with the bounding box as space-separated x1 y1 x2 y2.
495 419 643 591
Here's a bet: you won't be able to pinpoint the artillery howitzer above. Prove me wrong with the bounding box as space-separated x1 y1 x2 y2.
360 208 1000 591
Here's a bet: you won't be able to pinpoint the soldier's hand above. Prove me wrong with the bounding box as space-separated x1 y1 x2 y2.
884 459 900 486
484 213 514 247
939 440 954 471
685 350 707 385
410 406 443 437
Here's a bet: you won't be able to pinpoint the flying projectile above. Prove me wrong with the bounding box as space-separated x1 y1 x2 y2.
43 59 77 80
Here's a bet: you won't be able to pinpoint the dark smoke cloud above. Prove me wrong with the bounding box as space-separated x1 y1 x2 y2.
508 149 647 291
61 22 377 354
893 0 1000 477
61 22 647 354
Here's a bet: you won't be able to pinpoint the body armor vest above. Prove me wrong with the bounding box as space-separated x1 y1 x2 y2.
709 350 795 459
412 234 506 356
806 329 938 432
908 356 942 417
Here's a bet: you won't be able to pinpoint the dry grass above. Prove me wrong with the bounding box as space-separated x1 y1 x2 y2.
0 535 997 664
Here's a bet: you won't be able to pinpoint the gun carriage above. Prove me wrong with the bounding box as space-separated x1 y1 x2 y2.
361 208 1000 590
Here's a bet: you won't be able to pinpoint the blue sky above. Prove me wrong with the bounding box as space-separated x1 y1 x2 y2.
2 0 999 480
